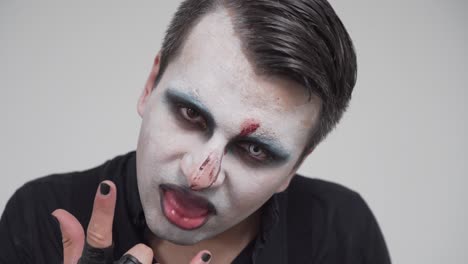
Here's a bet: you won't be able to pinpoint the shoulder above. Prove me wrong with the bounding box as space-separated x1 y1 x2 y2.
12 163 102 212
2 159 100 225
285 175 391 263
2 151 136 222
15 151 135 204
0 152 136 263
287 175 374 230
287 175 365 210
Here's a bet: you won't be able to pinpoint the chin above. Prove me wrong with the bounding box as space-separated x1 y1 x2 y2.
158 233 205 246
147 219 219 245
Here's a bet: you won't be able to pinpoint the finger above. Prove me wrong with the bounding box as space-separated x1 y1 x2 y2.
189 250 212 264
117 243 154 264
52 209 85 264
86 180 117 248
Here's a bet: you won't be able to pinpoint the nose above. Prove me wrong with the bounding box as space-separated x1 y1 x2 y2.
180 142 226 191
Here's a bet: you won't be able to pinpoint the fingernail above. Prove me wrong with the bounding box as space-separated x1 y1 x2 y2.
100 182 110 195
201 252 211 262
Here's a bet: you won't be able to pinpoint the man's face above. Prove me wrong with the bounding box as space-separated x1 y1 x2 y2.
136 10 320 245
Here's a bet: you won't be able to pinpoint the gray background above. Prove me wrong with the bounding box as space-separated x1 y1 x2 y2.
1 0 467 263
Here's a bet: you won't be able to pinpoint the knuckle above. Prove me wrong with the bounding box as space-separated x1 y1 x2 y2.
62 237 73 249
131 243 153 258
86 229 109 247
135 243 153 256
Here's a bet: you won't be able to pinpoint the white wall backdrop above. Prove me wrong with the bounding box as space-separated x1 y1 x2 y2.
1 0 466 263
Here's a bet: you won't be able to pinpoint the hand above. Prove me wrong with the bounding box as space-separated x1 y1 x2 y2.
52 180 212 264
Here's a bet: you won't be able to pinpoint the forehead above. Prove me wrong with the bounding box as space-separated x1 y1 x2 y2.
159 9 321 145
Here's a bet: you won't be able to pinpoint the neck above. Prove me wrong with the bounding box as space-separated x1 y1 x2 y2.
148 210 261 264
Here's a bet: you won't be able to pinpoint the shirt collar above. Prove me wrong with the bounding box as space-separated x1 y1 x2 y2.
251 191 288 264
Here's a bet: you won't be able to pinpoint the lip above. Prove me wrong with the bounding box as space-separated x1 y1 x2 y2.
159 184 216 230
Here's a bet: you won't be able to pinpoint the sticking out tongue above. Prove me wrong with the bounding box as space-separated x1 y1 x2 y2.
165 188 210 218
161 185 215 230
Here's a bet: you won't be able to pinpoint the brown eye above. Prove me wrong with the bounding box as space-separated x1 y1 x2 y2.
179 107 207 129
185 108 199 119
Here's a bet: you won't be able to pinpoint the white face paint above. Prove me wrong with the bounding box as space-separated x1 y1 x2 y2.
136 9 321 245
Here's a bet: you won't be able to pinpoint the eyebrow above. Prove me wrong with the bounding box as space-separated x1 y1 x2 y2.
164 87 216 130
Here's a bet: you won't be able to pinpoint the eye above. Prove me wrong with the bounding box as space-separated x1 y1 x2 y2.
238 142 269 162
179 106 207 129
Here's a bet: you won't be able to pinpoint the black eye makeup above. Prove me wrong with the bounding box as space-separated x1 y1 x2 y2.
164 88 215 132
236 142 270 162
177 105 207 130
233 139 290 166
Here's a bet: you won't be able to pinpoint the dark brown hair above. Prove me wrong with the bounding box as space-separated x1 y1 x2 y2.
156 0 357 150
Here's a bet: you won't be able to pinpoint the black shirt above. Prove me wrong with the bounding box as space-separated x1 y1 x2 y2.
0 151 391 263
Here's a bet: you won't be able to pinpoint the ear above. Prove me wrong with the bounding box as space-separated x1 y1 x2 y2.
137 52 162 117
275 146 315 193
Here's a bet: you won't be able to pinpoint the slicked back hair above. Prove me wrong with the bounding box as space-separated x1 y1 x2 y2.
155 0 357 151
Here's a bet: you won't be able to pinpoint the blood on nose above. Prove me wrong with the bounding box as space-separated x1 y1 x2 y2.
190 152 222 190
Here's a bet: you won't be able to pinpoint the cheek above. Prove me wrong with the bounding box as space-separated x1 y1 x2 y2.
140 105 195 160
224 178 276 221
224 162 290 206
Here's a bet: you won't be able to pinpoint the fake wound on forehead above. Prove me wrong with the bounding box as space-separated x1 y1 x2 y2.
164 87 215 128
239 118 260 137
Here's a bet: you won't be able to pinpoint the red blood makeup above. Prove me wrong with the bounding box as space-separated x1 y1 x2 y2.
190 152 223 190
239 119 260 137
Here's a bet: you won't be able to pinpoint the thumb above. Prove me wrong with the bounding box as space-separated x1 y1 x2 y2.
52 209 85 264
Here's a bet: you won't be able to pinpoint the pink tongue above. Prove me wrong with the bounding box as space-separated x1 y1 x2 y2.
166 190 209 218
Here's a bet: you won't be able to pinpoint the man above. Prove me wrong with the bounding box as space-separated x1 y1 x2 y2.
0 0 391 263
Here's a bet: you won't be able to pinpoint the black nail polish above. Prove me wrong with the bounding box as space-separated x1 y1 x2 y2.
100 182 110 195
201 253 211 262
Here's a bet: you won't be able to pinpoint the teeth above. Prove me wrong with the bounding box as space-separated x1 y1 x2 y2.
183 217 188 221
